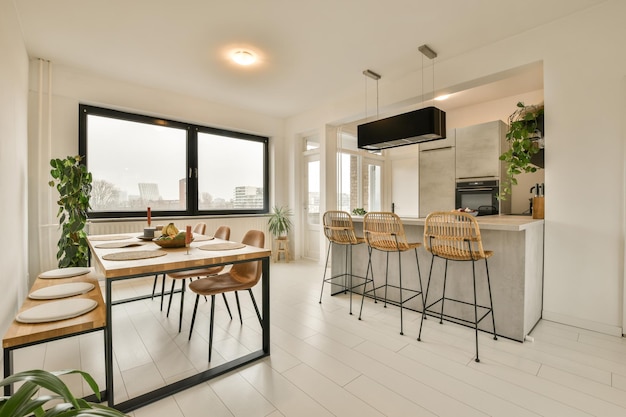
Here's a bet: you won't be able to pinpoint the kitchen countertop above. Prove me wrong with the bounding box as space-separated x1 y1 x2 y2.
352 214 544 232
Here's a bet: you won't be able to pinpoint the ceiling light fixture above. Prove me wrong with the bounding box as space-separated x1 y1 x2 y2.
231 50 256 66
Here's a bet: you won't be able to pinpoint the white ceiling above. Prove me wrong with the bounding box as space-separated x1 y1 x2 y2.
14 0 605 118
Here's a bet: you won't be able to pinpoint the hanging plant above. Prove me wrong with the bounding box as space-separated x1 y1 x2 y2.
498 102 544 200
48 155 93 267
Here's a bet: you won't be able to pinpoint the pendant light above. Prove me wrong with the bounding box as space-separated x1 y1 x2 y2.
357 44 446 150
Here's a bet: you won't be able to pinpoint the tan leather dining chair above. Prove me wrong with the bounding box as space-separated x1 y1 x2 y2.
161 225 231 332
151 222 209 306
418 211 497 362
188 230 264 362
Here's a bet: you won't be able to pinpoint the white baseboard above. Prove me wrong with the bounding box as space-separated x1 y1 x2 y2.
542 310 623 337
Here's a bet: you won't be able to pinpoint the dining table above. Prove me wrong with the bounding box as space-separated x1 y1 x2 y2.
87 232 272 413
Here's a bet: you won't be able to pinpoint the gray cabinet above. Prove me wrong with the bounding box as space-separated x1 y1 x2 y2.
455 120 506 179
419 146 456 217
419 128 456 151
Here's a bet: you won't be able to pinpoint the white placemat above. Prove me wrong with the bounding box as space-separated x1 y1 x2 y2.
95 241 145 249
89 235 132 241
28 282 95 300
198 242 246 251
16 299 98 323
102 250 167 261
39 267 91 279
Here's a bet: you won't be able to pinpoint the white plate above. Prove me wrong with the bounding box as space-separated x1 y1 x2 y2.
16 299 98 323
39 267 91 279
28 282 95 300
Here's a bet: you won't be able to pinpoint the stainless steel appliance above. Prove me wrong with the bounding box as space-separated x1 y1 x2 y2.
455 179 499 215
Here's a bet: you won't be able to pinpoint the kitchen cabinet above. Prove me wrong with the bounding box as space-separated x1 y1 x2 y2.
455 120 507 180
419 146 455 217
419 127 456 151
335 215 545 342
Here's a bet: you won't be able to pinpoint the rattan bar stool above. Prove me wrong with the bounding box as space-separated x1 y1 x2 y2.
418 211 497 362
319 211 373 314
358 212 424 335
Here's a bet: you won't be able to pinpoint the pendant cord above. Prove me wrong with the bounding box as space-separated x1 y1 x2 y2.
432 56 436 104
421 54 424 105
376 78 379 117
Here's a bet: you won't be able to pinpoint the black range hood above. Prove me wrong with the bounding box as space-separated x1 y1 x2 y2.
357 106 446 150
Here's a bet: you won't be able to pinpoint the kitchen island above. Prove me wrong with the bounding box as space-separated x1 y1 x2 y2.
332 215 544 342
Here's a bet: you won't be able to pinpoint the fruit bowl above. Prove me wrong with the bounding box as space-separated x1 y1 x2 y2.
153 237 192 248
455 208 478 217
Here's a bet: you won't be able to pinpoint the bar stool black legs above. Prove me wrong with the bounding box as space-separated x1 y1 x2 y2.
418 211 498 363
357 212 424 336
319 211 372 315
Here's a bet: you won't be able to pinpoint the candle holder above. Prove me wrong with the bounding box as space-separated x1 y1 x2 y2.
185 225 192 255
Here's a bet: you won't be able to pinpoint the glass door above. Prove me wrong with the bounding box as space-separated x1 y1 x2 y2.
303 154 321 261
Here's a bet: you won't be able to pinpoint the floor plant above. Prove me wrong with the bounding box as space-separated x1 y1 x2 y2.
49 155 93 268
0 369 125 416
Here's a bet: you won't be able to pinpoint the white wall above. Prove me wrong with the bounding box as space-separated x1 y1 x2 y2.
286 0 626 335
0 0 30 338
26 63 287 276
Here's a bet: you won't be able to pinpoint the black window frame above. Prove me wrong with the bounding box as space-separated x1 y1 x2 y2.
79 104 269 219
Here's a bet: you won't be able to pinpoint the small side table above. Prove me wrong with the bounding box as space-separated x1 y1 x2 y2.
274 237 290 262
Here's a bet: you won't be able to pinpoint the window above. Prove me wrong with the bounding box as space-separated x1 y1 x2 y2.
337 128 383 212
79 104 269 218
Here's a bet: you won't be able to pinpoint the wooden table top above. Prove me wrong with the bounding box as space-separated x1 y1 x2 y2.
88 233 272 279
3 270 106 349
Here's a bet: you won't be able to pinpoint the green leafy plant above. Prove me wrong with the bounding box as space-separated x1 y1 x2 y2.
351 208 367 216
267 206 293 238
498 102 544 200
48 155 93 268
0 369 126 416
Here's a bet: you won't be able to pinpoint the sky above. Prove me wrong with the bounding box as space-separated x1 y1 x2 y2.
87 115 263 201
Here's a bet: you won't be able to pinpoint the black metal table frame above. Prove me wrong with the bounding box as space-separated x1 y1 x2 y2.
103 255 270 413
3 327 106 401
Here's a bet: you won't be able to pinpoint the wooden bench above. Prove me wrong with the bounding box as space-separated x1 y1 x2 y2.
2 269 106 395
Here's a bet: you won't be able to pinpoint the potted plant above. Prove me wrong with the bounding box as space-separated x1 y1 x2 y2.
267 205 293 238
498 102 544 200
0 369 126 416
48 155 93 268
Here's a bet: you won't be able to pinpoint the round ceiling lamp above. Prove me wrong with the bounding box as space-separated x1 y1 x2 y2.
231 50 256 66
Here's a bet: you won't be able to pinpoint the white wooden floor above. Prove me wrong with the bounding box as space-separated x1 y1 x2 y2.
7 259 626 417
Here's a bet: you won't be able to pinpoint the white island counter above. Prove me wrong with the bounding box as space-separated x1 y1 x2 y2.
333 215 544 342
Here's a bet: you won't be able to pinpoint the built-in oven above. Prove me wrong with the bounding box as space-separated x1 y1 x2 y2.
455 179 499 216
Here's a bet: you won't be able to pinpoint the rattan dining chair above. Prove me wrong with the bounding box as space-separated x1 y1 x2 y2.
358 212 424 336
162 225 231 332
319 211 373 314
418 211 497 362
188 230 264 361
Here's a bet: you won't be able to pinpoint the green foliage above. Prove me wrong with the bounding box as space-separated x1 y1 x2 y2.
498 102 544 200
351 208 367 216
267 206 293 237
0 369 126 417
48 155 92 268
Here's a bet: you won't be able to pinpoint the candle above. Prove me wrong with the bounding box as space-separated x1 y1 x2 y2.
186 225 192 245
147 207 151 226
